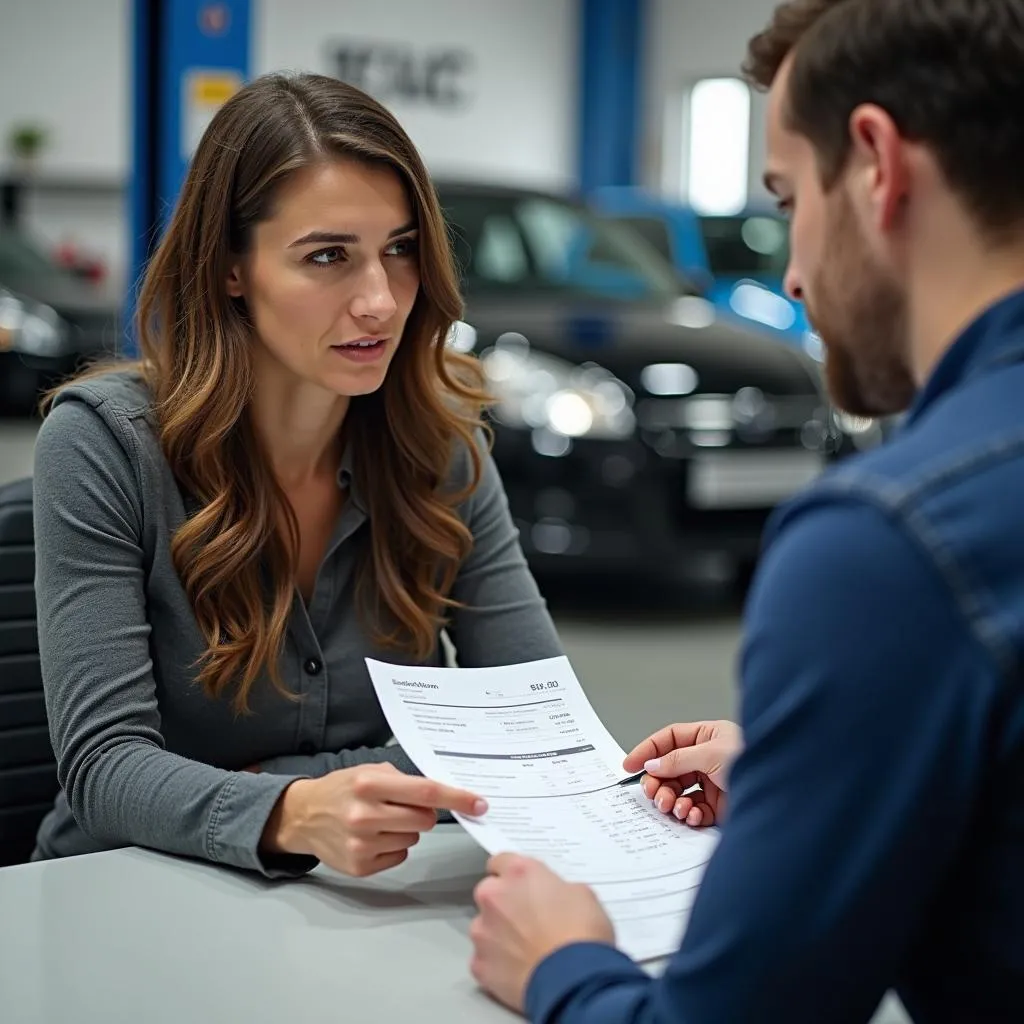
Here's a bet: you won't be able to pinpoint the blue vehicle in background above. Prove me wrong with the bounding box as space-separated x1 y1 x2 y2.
589 187 821 358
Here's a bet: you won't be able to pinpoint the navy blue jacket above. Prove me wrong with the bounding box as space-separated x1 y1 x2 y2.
526 289 1024 1023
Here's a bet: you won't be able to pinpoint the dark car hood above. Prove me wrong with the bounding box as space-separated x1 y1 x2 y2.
461 292 821 397
1 271 120 355
2 271 117 320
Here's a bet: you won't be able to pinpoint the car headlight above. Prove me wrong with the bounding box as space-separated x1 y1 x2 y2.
729 280 798 332
802 329 824 362
0 291 69 358
833 410 875 436
446 319 478 353
481 333 635 440
830 407 885 451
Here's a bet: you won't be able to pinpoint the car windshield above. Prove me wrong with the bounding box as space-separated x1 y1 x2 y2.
440 191 683 301
699 214 790 278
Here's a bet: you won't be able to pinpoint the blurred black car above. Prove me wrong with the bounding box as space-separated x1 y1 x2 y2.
0 229 119 415
437 182 862 585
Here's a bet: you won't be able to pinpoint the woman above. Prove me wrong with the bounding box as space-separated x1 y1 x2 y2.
31 72 562 878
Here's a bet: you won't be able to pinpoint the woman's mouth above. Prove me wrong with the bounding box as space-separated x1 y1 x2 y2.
331 337 389 362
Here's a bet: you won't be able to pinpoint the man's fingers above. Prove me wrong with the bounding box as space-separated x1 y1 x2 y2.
653 781 683 813
643 744 721 780
486 853 553 878
623 723 705 772
643 773 697 801
671 796 716 827
486 852 538 877
690 802 716 827
623 738 659 773
673 795 695 821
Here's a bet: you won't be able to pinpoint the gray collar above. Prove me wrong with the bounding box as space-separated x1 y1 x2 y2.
336 443 367 513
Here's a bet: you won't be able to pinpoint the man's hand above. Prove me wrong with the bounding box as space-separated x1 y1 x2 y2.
470 854 615 1012
623 720 742 827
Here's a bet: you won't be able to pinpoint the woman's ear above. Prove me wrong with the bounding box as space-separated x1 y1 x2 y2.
226 262 245 299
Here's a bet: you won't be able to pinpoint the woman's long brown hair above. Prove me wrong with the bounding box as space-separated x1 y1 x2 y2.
50 73 489 713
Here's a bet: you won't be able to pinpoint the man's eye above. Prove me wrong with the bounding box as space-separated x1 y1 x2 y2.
309 248 344 267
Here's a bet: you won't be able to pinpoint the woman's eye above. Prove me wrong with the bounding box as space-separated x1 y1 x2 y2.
309 247 343 267
386 237 419 258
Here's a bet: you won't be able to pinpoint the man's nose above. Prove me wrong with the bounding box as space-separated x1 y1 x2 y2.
783 265 803 303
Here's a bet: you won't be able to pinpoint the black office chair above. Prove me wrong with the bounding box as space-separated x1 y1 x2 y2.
0 477 58 866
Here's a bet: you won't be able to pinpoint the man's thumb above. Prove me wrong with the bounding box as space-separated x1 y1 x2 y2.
644 744 722 780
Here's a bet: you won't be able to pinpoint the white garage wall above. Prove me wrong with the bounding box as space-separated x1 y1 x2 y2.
0 0 576 186
255 0 577 189
0 0 577 294
642 0 780 202
0 0 129 179
0 0 129 289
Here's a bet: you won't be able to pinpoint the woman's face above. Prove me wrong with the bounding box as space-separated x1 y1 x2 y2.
228 158 421 400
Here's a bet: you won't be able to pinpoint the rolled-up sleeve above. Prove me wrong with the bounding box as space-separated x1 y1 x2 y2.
34 400 314 877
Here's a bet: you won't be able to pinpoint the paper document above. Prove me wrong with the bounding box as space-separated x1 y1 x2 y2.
365 656 719 962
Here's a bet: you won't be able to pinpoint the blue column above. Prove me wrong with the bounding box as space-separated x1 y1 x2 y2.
578 0 646 195
127 0 250 354
127 0 157 335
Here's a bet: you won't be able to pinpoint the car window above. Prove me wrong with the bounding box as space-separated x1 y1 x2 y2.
516 199 581 278
441 191 680 301
607 215 674 263
699 214 789 278
475 215 531 283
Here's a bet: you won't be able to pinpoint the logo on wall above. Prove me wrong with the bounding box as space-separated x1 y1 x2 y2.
198 3 231 36
332 43 475 109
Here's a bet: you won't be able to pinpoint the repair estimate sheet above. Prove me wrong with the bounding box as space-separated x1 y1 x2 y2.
365 655 720 962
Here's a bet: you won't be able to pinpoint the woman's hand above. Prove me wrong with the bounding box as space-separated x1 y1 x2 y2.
623 720 742 827
262 762 487 876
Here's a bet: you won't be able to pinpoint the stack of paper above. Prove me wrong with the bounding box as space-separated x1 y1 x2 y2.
366 656 719 962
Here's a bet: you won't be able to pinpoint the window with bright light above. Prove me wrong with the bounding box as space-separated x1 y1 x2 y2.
683 77 751 216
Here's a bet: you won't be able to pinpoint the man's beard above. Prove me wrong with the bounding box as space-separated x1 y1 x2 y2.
805 192 916 418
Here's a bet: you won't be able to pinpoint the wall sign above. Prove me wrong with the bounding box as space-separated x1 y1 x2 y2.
332 43 475 109
182 68 244 159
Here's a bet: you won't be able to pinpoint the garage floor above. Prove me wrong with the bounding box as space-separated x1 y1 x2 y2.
0 419 908 1023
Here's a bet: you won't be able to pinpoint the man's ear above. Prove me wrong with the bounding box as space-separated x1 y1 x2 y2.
226 262 245 299
849 103 908 233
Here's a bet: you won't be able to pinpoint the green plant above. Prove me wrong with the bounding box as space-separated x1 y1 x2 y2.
8 124 48 160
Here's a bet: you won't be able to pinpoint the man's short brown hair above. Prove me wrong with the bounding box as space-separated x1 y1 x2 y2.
744 0 1024 239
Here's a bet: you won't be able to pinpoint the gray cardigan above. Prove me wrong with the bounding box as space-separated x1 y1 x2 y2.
31 372 562 875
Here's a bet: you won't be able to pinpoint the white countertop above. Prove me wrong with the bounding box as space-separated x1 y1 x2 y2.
0 827 517 1023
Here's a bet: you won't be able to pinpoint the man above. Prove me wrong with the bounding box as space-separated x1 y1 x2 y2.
468 1 1024 1021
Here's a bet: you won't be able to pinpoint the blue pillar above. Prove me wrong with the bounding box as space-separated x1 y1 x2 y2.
127 0 250 354
578 0 646 196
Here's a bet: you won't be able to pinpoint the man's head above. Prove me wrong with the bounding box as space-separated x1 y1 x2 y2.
746 0 1024 416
